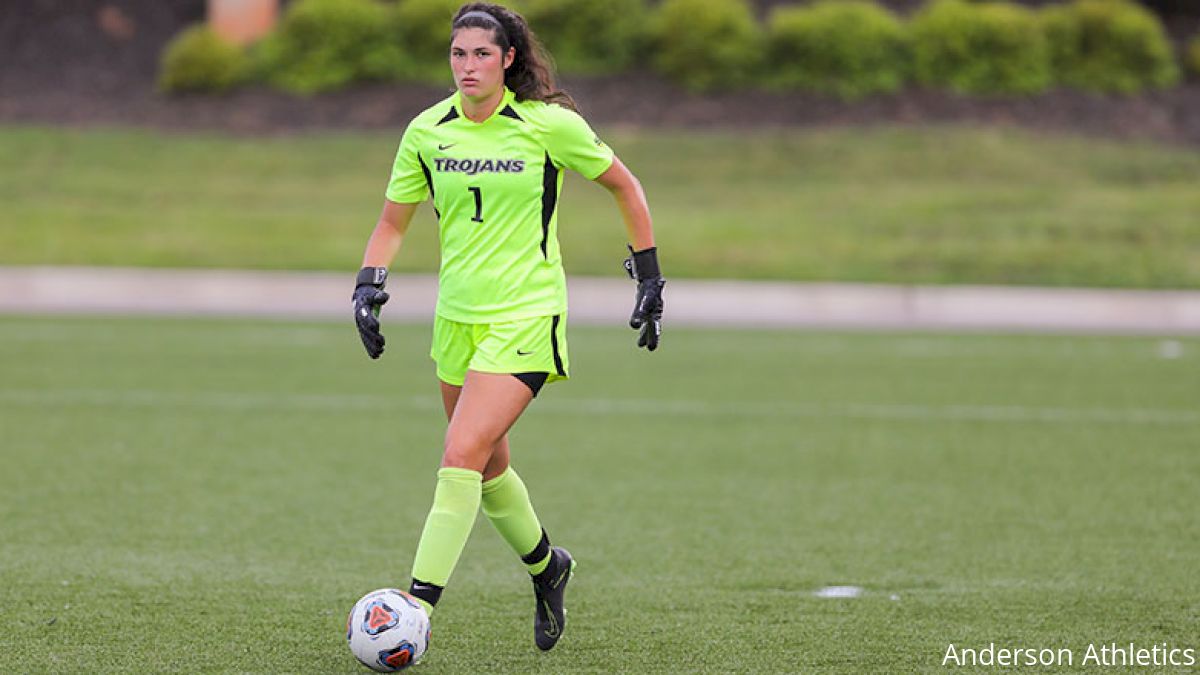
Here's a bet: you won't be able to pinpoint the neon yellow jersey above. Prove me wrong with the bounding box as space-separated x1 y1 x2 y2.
386 88 614 323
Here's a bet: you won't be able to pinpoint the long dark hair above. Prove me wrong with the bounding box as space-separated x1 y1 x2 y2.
451 3 577 112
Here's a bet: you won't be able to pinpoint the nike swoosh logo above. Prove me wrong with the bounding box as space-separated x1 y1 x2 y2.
551 567 569 589
541 600 560 637
438 143 456 150
516 349 533 356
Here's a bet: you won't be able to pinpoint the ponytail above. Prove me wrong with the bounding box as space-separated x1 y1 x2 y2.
451 3 577 112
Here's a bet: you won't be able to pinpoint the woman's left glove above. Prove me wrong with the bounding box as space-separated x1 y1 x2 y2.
352 266 390 359
624 246 665 352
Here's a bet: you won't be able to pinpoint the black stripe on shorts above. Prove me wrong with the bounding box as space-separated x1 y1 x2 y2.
550 315 565 377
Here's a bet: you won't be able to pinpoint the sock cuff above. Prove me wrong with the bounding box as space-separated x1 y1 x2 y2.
408 578 444 608
481 466 515 494
437 466 483 484
521 528 551 566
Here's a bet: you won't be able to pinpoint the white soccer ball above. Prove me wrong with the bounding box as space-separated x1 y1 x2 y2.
346 588 430 672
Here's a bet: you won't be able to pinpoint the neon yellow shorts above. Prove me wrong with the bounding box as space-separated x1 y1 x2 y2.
431 313 570 387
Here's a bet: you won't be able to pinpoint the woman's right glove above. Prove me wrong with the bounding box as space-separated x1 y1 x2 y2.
352 266 390 359
623 246 665 352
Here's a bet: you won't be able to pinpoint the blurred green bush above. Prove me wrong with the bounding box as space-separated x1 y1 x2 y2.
255 0 408 94
159 0 1194 98
651 0 761 91
522 0 649 75
159 25 249 93
1042 0 1179 93
912 0 1051 95
766 0 909 99
394 0 464 83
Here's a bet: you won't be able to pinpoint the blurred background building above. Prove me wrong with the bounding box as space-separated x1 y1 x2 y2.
208 0 278 45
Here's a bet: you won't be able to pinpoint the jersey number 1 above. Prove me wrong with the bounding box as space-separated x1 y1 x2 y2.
468 187 484 223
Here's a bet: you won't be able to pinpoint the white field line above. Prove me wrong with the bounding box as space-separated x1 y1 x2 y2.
2 388 1197 426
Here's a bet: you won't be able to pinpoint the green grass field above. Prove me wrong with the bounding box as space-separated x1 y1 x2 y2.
1 316 1197 672
2 125 1199 288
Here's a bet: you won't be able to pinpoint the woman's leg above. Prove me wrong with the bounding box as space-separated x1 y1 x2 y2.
441 379 550 573
441 374 573 651
440 380 510 482
440 371 531 471
407 372 533 614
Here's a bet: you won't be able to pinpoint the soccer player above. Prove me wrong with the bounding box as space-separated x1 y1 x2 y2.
350 2 664 653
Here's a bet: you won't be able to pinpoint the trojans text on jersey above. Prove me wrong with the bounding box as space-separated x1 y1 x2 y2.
432 158 527 175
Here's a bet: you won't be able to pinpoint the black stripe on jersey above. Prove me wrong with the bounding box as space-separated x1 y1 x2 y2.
540 153 558 258
418 153 440 219
499 105 523 121
436 107 459 125
550 315 565 376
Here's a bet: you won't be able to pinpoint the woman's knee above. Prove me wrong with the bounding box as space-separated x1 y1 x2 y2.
442 428 493 470
482 437 510 481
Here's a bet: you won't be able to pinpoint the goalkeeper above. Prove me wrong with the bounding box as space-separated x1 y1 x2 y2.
350 1 664 654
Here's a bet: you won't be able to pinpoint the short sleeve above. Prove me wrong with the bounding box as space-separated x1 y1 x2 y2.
542 106 615 180
385 123 429 203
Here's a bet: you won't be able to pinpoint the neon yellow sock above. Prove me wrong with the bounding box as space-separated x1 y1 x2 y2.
410 467 483 590
481 467 551 575
413 598 434 616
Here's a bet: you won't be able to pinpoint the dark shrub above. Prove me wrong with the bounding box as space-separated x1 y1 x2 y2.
912 0 1052 95
652 0 761 92
159 25 249 93
1042 0 1179 93
522 0 649 75
395 0 465 84
767 0 909 99
257 0 408 94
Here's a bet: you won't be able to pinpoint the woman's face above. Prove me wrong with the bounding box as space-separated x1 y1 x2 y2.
450 27 514 101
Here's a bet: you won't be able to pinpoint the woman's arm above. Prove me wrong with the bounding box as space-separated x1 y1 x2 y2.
353 199 421 359
362 199 421 267
593 155 665 351
593 156 655 251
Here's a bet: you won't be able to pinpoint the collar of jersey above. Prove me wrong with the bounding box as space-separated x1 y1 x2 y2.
451 87 516 125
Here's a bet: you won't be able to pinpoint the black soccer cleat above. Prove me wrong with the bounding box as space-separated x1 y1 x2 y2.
531 547 575 651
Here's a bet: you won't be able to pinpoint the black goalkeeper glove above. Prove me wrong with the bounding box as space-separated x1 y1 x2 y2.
352 266 390 359
623 245 665 351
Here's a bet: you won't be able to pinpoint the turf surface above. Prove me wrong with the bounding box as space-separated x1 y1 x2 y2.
2 125 1199 287
1 317 1197 672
